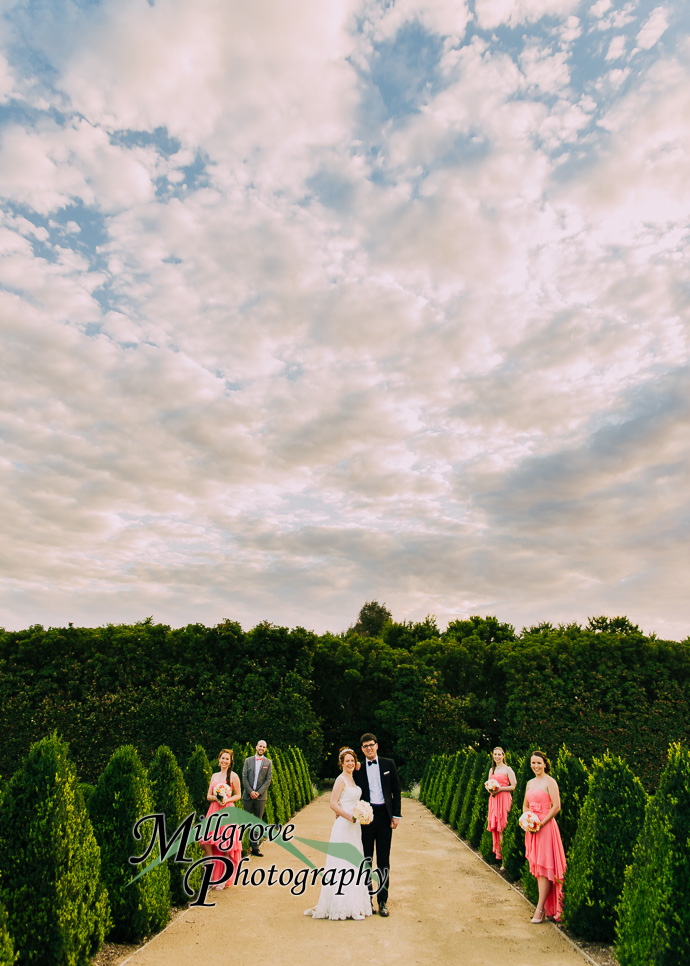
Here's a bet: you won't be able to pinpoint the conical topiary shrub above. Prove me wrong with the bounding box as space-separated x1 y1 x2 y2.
0 733 110 965
184 745 212 818
562 753 646 941
441 752 466 823
552 745 589 855
88 745 169 942
457 753 485 838
467 753 493 847
148 746 204 906
616 743 690 966
449 750 476 829
500 754 531 880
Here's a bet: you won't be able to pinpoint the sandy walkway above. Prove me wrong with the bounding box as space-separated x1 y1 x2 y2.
122 795 588 966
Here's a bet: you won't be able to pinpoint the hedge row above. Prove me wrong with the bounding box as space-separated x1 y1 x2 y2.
0 734 315 963
421 743 690 963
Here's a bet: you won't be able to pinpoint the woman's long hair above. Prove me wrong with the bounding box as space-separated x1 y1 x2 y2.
490 746 505 775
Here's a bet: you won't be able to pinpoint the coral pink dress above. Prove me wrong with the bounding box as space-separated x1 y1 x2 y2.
486 771 512 859
201 773 242 884
524 787 567 920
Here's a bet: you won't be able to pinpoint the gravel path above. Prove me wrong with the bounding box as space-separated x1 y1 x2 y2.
119 794 590 966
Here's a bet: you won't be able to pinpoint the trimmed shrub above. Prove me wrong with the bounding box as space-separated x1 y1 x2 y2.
148 746 203 906
500 754 531 880
552 745 589 855
418 757 433 804
616 743 690 966
449 750 476 829
184 745 212 818
0 902 17 966
562 753 646 941
88 745 169 942
457 753 485 837
442 751 467 823
431 755 451 816
0 733 109 965
467 753 493 847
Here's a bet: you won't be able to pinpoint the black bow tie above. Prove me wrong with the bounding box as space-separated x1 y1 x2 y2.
368 759 377 766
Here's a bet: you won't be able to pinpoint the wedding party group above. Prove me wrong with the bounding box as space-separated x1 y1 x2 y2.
200 737 565 924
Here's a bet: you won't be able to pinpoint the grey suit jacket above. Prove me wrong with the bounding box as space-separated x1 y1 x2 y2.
241 756 273 801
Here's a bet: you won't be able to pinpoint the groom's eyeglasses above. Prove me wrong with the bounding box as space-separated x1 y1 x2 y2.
362 742 376 749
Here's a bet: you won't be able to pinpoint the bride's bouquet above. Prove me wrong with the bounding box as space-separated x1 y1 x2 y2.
518 810 541 833
485 777 501 793
215 783 232 804
351 801 374 825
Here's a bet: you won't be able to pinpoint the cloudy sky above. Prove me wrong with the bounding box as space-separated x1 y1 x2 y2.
0 0 688 640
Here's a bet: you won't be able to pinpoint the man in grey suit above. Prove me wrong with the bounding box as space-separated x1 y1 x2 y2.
241 739 273 856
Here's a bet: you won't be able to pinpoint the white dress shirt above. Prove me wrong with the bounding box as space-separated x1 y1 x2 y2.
366 758 385 805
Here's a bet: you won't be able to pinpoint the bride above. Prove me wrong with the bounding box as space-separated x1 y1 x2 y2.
304 747 373 920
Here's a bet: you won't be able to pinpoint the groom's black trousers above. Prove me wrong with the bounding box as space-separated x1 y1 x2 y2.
361 803 392 905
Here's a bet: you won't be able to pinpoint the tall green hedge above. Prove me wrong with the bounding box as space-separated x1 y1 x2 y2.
552 745 589 855
562 753 646 941
0 734 109 965
88 746 169 942
616 743 690 965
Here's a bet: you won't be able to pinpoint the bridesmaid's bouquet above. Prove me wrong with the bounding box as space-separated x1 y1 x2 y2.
215 783 232 804
352 801 374 825
485 777 501 793
518 810 541 833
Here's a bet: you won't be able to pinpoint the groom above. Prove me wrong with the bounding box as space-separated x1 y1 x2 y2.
241 739 273 856
353 732 401 918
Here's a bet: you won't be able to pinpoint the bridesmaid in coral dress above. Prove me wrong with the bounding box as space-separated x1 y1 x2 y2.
485 747 516 866
523 750 566 923
200 749 243 889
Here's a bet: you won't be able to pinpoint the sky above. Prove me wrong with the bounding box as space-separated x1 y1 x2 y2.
0 0 688 640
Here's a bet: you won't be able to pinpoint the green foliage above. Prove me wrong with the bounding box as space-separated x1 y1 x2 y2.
184 745 212 817
418 757 434 805
0 734 109 965
551 745 589 855
148 746 203 906
450 750 476 830
376 665 478 785
88 745 169 942
562 753 646 942
467 753 493 848
457 753 485 838
616 743 690 966
479 825 499 864
442 751 467 823
500 626 690 789
500 755 532 880
0 903 17 966
350 600 392 638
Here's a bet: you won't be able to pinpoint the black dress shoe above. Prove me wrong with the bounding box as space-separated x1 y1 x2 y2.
378 902 389 917
251 850 264 857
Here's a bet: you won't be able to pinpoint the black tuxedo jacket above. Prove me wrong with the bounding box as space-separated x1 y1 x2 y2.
354 756 402 821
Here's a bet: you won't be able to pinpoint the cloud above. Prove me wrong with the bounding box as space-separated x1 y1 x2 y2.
0 0 687 640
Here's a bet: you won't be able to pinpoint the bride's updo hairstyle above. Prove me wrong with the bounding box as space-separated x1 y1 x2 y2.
338 747 358 770
530 750 551 773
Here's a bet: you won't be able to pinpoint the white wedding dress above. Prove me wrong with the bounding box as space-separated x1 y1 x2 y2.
305 783 373 920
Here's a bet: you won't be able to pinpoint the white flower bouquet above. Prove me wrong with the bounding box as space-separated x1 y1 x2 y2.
352 801 374 825
518 810 541 833
485 777 501 793
215 782 232 804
